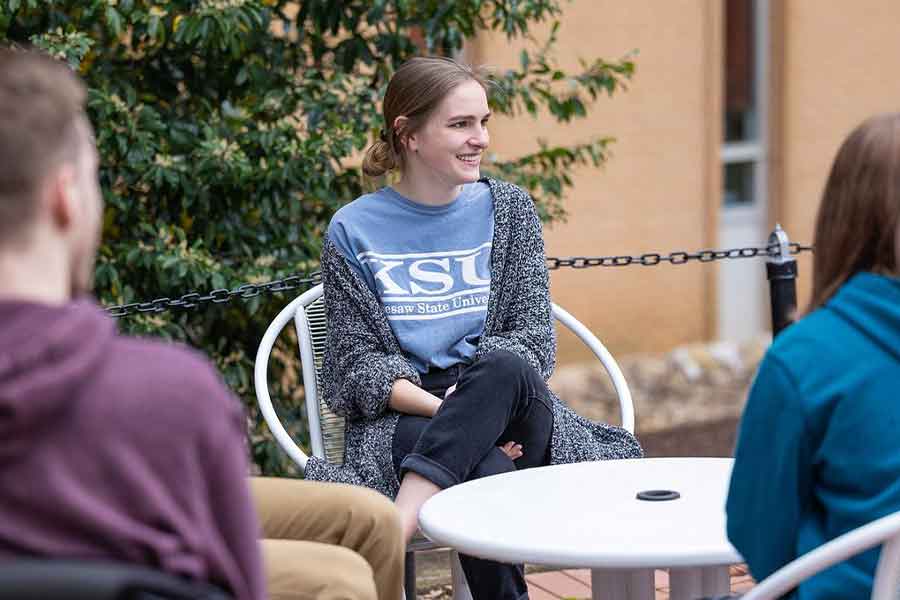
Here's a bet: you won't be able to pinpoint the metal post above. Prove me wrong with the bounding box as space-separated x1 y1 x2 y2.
766 224 798 337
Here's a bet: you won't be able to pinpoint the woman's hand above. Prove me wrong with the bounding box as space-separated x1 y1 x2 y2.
499 441 523 460
389 379 443 417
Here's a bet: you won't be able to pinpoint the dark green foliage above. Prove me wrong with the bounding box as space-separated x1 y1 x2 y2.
1 0 634 474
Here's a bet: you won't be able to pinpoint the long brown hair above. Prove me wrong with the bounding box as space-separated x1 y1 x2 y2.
807 113 900 312
361 56 487 178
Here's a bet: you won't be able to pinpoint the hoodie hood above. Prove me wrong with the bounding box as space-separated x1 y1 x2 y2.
827 272 900 363
0 299 115 461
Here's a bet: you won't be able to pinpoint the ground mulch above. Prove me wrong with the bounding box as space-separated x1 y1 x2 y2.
640 415 739 458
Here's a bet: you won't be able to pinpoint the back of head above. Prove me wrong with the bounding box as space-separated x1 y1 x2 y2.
362 56 488 178
0 48 87 247
808 112 900 311
0 51 102 457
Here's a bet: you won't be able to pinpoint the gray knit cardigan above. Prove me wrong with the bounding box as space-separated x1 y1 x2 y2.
304 178 642 498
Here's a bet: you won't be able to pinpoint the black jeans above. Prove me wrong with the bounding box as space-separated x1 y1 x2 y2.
391 350 554 600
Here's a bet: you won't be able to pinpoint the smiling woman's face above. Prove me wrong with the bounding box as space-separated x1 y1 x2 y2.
402 79 491 189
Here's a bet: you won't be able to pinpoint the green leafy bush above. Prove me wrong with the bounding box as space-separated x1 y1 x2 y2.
1 0 634 474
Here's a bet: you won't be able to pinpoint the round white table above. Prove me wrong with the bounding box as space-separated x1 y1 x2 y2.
418 457 743 600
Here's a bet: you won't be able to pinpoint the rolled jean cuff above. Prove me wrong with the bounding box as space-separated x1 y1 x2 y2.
399 453 459 489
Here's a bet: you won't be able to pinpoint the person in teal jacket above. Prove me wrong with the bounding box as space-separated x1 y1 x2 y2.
726 112 900 599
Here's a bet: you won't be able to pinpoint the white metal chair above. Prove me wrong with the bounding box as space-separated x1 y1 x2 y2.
738 510 900 600
254 283 635 600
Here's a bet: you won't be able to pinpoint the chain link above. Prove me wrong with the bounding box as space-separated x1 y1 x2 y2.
545 242 813 270
105 272 322 318
106 242 814 318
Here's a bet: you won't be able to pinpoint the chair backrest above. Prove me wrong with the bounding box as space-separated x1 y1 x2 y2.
0 560 230 600
255 283 634 472
740 510 900 600
295 291 346 465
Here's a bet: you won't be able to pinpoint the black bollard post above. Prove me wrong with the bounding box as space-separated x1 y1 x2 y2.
766 224 799 337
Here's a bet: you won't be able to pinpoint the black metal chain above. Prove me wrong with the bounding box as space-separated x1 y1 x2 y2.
105 272 322 318
545 242 813 270
105 242 814 318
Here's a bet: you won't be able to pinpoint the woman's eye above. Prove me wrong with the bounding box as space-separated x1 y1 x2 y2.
451 122 466 128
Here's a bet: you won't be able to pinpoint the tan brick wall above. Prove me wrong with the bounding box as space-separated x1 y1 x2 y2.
773 0 900 310
473 1 900 364
472 1 722 362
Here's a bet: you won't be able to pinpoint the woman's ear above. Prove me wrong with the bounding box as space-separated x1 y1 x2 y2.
393 116 415 152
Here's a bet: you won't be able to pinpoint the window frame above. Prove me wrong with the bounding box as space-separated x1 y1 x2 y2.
720 0 770 226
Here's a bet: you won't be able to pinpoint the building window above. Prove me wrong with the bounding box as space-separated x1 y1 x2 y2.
724 0 756 143
722 0 767 210
723 161 755 206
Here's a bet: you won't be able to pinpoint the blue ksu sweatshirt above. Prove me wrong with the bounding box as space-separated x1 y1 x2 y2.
726 272 900 599
326 182 494 373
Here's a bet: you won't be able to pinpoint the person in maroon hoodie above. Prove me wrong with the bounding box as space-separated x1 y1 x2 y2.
0 49 403 600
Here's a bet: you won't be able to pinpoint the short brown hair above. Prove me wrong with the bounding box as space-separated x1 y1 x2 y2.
0 48 87 243
362 56 488 178
808 112 900 311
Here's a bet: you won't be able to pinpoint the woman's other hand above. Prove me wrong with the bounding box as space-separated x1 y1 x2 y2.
499 441 523 460
389 379 443 417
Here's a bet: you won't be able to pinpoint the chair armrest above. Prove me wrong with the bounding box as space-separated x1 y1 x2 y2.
551 303 635 434
254 294 311 472
741 511 900 600
0 560 230 600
